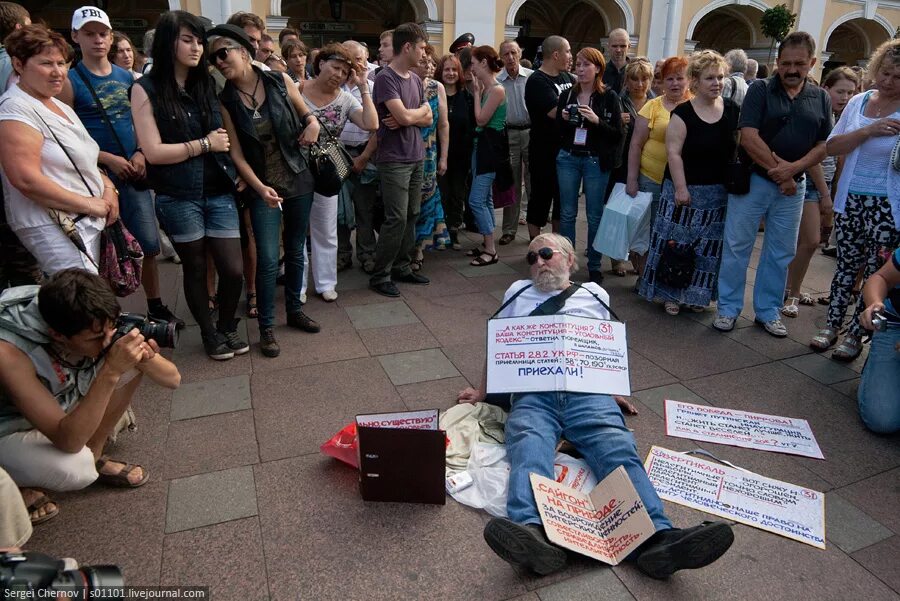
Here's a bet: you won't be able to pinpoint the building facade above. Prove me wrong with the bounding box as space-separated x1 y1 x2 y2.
23 0 899 74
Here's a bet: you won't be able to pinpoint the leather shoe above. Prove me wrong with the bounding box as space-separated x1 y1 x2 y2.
498 233 516 245
394 272 430 285
370 281 401 297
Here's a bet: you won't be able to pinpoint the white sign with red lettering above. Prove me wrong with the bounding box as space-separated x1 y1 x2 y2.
664 400 824 459
530 466 655 565
356 409 439 430
487 314 630 396
644 446 826 549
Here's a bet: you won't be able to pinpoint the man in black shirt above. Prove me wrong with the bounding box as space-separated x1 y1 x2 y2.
524 35 574 240
601 28 630 94
715 32 832 338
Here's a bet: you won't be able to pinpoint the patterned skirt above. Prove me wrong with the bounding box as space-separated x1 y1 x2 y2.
639 179 728 307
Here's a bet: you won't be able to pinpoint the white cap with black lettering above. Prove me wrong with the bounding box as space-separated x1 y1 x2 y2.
72 6 111 31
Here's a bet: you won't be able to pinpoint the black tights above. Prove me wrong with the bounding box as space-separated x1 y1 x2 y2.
174 237 243 336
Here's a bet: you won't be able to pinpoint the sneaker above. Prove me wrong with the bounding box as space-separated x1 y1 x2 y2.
394 272 430 285
756 317 788 338
821 245 837 257
202 331 234 361
148 303 186 329
259 327 280 358
636 522 734 579
370 281 401 297
712 315 736 332
287 311 321 333
321 290 338 302
483 518 567 576
218 323 250 354
300 292 307 304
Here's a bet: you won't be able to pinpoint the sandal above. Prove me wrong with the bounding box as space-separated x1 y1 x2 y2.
498 233 516 246
411 257 424 272
809 327 839 351
664 301 681 316
95 457 150 488
799 293 814 306
832 334 863 362
22 490 59 525
470 251 498 266
816 295 831 306
782 297 800 318
246 292 258 318
465 245 487 258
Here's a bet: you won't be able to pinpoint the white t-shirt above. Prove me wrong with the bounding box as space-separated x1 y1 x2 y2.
0 84 105 231
497 280 612 321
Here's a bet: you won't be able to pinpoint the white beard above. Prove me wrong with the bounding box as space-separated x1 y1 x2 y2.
534 270 568 292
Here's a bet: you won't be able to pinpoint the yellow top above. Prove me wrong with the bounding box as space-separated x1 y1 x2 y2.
637 96 672 184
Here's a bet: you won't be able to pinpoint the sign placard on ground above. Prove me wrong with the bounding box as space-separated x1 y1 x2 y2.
487 314 630 396
530 466 655 565
644 446 825 549
355 409 439 430
664 400 824 459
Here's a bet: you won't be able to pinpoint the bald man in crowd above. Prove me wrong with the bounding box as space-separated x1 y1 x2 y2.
602 28 631 93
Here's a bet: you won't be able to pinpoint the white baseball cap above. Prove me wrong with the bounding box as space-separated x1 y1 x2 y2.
72 6 111 31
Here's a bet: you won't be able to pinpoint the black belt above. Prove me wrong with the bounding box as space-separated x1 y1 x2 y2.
565 148 599 157
507 123 530 130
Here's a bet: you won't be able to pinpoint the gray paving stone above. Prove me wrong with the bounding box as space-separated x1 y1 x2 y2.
453 259 517 278
170 374 251 421
345 300 421 330
825 492 894 554
831 378 860 399
852 536 900 594
166 466 258 533
782 353 860 385
377 348 461 385
633 383 708 419
535 568 635 601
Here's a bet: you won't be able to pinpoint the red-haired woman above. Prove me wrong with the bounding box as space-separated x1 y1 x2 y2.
556 47 624 284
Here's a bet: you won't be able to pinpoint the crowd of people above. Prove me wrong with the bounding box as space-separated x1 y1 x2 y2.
0 0 898 580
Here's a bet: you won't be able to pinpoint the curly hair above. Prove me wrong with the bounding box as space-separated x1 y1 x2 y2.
311 42 353 77
687 49 728 91
866 38 900 85
4 23 70 72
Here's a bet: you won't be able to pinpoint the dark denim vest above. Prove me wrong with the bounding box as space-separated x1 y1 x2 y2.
219 68 309 180
136 76 237 199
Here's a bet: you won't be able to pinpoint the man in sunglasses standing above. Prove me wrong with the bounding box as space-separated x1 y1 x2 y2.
458 233 734 579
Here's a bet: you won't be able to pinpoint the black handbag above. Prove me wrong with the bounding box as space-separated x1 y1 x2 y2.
725 131 752 195
655 207 699 290
308 114 353 197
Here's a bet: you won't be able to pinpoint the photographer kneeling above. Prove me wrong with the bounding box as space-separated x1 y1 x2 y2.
0 269 180 518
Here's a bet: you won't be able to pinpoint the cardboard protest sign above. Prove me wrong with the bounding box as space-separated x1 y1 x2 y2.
664 400 824 459
530 466 655 565
644 446 825 549
356 410 445 505
487 314 630 396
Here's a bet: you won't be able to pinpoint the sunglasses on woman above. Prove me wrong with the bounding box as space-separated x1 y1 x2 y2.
209 46 240 65
526 247 564 265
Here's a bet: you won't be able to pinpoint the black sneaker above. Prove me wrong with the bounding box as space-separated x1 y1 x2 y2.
483 518 567 576
202 331 234 361
148 303 186 329
394 272 430 285
287 311 321 333
259 327 280 357
370 281 401 297
635 521 734 579
217 320 250 355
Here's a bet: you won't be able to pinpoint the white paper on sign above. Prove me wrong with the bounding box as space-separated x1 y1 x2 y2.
355 409 439 430
663 400 824 459
530 466 655 565
644 446 826 549
486 314 630 396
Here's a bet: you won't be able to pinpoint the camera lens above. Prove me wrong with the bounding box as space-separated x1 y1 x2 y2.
51 565 124 597
141 320 178 349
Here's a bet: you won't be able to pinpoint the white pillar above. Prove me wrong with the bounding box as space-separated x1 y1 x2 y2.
796 0 827 49
200 0 251 25
455 0 496 47
646 0 669 61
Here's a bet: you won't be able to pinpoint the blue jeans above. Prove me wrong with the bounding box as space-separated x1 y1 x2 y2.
505 391 673 531
248 193 314 328
468 151 496 235
111 175 160 255
858 324 900 434
558 150 610 272
718 174 805 322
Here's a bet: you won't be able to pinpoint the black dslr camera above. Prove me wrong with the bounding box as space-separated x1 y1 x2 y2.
113 313 178 349
1 551 123 598
566 103 584 127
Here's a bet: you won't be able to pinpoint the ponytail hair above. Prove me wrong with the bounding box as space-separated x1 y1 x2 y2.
472 44 503 73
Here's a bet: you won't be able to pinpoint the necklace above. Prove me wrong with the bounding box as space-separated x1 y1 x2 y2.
236 74 262 119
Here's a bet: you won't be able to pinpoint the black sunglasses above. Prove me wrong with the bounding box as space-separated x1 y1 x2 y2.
209 46 239 65
526 247 563 265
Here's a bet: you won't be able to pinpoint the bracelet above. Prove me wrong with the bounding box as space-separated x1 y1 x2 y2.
199 136 210 154
184 141 195 159
104 185 119 196
298 111 312 125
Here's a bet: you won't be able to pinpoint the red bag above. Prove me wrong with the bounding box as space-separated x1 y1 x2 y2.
320 422 359 468
99 220 144 297
492 182 516 209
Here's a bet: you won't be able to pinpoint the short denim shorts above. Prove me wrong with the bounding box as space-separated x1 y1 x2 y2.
804 187 820 203
155 194 240 243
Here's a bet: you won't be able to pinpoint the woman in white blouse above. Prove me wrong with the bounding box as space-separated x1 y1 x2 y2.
0 24 117 275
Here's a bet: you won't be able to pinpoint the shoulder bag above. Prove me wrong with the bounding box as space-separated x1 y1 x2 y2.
725 130 752 195
33 109 144 297
308 112 353 197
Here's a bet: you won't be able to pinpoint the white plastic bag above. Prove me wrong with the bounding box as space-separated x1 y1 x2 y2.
593 183 653 260
448 442 598 518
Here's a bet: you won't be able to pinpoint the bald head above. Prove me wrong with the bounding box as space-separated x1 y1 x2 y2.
607 28 630 67
541 35 571 73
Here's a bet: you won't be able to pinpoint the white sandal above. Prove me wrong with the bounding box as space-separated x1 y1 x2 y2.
781 297 800 318
664 301 681 316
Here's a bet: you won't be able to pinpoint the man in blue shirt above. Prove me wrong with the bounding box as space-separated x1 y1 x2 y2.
59 6 182 327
